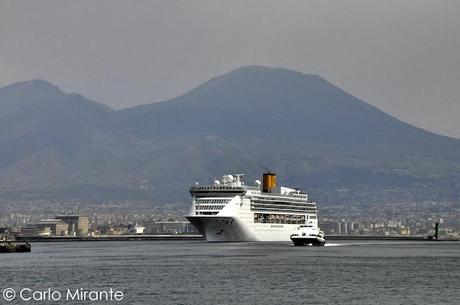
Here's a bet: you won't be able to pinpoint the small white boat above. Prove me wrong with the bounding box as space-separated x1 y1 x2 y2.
290 224 326 246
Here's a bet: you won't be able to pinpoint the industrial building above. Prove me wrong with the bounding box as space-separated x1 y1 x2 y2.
55 215 89 237
20 219 69 237
19 215 89 237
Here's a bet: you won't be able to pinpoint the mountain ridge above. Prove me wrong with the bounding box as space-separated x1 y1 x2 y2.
1 66 459 206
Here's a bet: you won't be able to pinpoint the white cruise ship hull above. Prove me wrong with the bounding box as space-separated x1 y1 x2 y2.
186 215 301 242
187 173 320 242
186 216 255 242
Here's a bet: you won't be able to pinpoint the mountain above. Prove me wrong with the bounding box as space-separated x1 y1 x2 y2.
116 66 441 145
0 80 145 200
1 68 460 207
0 80 111 165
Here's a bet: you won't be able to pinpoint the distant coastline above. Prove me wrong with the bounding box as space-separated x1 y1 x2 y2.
15 235 459 242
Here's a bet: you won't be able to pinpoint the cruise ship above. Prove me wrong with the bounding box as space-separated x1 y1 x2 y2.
186 173 319 242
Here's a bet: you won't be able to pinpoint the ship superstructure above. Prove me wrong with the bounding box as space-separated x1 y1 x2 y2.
186 173 319 242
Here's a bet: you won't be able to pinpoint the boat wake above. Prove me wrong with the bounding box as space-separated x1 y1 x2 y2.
325 241 417 247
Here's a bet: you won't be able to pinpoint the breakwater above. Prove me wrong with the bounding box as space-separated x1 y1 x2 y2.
15 235 458 242
16 235 204 242
0 241 31 252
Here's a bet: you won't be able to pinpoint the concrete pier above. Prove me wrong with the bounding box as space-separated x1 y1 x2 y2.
15 234 459 242
16 234 205 242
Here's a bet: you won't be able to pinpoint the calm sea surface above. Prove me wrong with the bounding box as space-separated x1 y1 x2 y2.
1 240 459 304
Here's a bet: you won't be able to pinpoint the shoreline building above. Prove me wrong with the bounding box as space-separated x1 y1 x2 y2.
55 215 89 237
21 219 69 237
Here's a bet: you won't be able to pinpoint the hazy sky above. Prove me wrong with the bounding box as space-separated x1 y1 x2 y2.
1 1 459 138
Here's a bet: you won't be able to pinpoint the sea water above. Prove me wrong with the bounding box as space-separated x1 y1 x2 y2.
1 240 459 304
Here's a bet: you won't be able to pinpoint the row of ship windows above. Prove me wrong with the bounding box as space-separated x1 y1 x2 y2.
195 205 315 212
195 200 314 206
252 200 316 207
195 199 315 207
253 196 307 202
194 212 317 219
195 198 312 206
253 209 317 215
195 199 231 204
254 213 306 224
251 205 316 213
195 205 225 211
192 186 244 190
194 194 240 198
251 197 310 204
194 195 309 203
